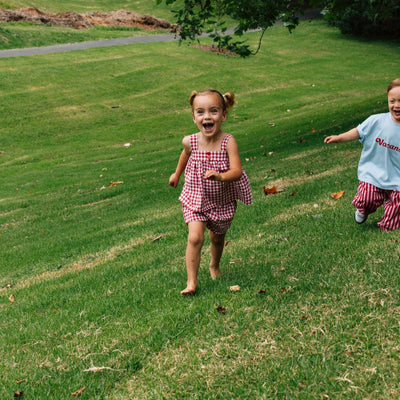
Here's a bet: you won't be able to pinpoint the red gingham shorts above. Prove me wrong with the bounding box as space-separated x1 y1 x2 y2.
182 202 237 235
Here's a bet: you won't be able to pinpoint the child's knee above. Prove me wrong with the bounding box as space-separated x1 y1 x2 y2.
188 231 204 247
209 231 225 246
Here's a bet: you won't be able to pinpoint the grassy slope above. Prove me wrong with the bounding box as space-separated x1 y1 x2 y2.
1 19 400 399
0 0 176 49
0 0 174 14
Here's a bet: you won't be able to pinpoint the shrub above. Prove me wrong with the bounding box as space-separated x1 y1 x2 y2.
322 0 400 38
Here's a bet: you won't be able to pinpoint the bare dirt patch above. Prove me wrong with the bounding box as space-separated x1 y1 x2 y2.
0 7 177 31
190 44 237 56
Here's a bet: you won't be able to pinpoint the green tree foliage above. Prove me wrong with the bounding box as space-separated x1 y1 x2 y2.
322 0 400 38
158 0 308 57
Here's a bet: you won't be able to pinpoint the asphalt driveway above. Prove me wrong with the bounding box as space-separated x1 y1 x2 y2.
0 32 178 58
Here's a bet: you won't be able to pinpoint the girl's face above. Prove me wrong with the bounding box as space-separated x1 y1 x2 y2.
388 86 400 125
192 93 226 138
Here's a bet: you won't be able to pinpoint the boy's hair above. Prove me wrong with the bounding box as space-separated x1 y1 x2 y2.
387 78 400 93
189 89 235 112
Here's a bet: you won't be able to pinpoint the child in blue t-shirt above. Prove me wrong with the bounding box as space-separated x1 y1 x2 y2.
324 78 400 231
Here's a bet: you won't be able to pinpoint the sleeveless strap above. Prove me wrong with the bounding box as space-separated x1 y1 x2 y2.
190 134 198 151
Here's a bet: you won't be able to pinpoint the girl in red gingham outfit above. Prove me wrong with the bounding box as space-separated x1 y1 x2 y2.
169 89 252 295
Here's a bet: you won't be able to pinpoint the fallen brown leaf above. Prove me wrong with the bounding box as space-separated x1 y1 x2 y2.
263 185 277 195
216 305 226 314
229 285 240 292
263 185 284 196
71 387 86 397
9 294 15 303
107 181 124 188
258 289 266 294
289 190 298 197
331 190 345 199
14 392 23 398
151 235 164 243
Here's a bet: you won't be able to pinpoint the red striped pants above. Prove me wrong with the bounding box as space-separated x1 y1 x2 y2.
352 181 400 231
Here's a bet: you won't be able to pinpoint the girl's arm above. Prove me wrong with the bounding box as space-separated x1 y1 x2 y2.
169 136 191 188
324 127 360 144
205 136 243 182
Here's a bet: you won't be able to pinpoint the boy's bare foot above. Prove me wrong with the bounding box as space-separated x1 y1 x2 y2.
209 266 221 280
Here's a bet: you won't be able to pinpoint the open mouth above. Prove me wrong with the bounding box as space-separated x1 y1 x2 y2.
203 122 214 131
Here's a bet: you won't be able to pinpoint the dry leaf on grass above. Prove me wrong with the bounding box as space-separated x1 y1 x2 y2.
71 387 86 397
151 235 164 243
9 294 15 303
229 285 240 292
83 366 114 372
13 391 23 398
216 305 226 314
263 185 284 195
107 181 124 188
331 190 345 199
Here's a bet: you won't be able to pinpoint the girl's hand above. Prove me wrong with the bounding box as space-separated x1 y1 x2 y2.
204 170 222 181
169 173 180 188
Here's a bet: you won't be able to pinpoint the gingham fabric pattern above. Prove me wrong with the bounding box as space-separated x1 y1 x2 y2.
182 204 237 235
179 133 252 213
352 181 400 231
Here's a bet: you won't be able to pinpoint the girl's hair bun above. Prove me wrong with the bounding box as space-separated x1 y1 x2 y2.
189 90 198 107
222 92 235 111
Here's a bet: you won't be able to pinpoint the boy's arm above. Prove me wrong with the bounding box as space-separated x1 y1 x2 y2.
324 128 360 144
169 136 191 188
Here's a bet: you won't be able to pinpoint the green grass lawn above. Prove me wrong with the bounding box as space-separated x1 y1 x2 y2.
1 18 400 399
0 0 176 50
0 0 174 14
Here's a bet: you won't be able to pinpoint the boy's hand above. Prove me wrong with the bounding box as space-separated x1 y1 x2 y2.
324 135 339 143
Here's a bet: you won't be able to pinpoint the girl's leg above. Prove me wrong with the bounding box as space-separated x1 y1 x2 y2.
182 221 206 295
352 181 385 215
209 230 225 279
378 190 400 231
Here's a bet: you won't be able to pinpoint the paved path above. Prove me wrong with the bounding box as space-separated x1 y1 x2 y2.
0 9 321 59
0 32 179 58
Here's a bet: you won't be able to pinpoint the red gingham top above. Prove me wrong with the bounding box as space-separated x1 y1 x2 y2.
179 133 252 212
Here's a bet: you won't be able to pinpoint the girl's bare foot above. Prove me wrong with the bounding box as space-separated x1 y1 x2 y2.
181 281 197 295
209 266 221 280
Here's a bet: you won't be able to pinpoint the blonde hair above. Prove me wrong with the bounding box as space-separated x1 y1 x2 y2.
189 89 235 112
387 78 400 93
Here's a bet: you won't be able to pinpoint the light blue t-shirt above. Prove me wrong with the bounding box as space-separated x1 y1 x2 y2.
357 112 400 190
